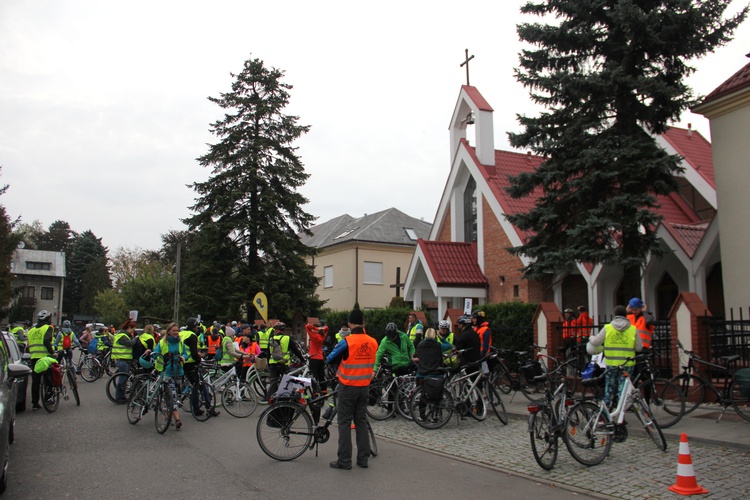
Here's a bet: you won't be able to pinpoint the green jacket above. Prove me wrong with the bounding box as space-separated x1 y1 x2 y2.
374 331 414 372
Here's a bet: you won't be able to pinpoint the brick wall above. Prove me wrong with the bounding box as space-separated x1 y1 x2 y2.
437 205 452 242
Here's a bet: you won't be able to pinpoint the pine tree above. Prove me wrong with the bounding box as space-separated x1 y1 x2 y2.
65 230 110 315
506 0 746 291
0 169 21 317
185 56 321 320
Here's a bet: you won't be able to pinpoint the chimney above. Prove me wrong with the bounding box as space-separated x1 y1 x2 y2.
687 123 693 137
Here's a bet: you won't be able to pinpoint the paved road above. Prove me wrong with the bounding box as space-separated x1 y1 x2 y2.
6 377 588 500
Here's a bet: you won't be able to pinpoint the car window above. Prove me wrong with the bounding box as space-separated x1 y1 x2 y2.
0 334 8 384
2 333 21 362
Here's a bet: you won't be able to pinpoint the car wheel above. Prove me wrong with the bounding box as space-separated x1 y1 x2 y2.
15 399 25 413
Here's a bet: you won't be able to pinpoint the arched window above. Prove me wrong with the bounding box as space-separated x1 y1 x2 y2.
463 177 477 243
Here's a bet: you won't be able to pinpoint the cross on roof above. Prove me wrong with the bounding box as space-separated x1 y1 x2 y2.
460 48 475 86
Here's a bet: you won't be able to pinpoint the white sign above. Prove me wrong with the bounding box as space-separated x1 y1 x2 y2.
464 299 473 315
129 310 138 321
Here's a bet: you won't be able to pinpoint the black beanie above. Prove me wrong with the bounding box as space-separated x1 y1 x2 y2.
348 309 364 325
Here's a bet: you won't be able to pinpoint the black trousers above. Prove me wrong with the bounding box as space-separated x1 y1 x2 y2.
336 384 370 466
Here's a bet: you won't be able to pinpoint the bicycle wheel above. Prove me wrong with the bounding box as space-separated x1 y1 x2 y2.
729 378 750 422
127 381 147 425
366 420 378 457
79 358 101 382
155 383 173 434
638 378 685 428
409 386 454 430
366 380 396 420
395 376 416 420
248 372 268 403
670 373 705 414
66 367 80 406
492 365 512 394
632 397 667 451
564 401 612 466
519 372 546 401
190 383 216 422
467 388 487 421
222 382 258 418
41 377 60 413
529 408 558 470
106 372 132 404
256 402 313 461
485 381 508 425
103 352 118 376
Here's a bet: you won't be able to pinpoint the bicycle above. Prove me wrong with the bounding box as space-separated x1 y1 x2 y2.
78 350 105 382
202 361 258 418
366 363 416 421
489 345 549 401
256 381 377 462
526 361 575 470
40 361 80 412
125 354 180 433
566 361 666 467
670 340 750 422
629 352 685 428
178 361 217 421
245 363 269 402
409 356 490 429
105 361 141 404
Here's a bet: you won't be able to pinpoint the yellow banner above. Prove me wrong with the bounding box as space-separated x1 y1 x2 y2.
253 292 268 322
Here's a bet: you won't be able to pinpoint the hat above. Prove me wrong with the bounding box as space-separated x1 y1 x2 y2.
240 323 252 331
628 298 644 309
348 309 364 325
231 321 238 326
564 308 574 313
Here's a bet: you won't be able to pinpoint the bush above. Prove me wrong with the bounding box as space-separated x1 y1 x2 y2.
318 306 426 344
475 302 538 355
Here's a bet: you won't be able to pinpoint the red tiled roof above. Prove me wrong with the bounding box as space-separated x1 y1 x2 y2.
661 126 715 188
462 85 494 111
419 239 488 287
702 60 750 104
668 222 709 258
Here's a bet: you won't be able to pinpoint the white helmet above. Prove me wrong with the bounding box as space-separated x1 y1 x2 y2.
438 320 451 330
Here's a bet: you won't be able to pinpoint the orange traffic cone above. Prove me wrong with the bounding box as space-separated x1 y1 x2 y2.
668 433 708 495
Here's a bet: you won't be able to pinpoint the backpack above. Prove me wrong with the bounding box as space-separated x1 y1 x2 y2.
87 337 99 354
62 334 72 349
270 336 285 362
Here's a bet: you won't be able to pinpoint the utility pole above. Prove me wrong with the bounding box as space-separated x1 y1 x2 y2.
173 242 181 324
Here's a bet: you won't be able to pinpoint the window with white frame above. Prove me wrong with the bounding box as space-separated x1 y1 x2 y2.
324 266 333 288
363 261 383 285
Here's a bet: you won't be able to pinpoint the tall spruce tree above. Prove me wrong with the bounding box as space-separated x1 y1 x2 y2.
506 0 746 293
0 169 21 317
65 230 109 315
185 56 321 320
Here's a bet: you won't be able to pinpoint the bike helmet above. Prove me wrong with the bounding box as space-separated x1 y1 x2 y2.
62 320 71 328
438 320 451 330
186 317 198 330
37 310 52 321
471 310 485 319
457 315 472 325
385 322 398 338
274 322 286 330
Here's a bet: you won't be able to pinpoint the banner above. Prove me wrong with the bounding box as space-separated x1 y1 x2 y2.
253 292 268 322
463 299 473 315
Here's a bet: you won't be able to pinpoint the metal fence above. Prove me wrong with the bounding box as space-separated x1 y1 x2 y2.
704 308 750 374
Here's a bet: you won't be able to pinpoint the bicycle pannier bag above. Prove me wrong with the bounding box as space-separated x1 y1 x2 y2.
87 337 99 354
422 377 445 402
50 363 64 387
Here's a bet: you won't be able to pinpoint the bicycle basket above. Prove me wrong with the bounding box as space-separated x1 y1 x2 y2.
735 368 750 399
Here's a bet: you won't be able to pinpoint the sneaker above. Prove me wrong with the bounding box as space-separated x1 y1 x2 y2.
193 409 205 417
329 461 351 470
356 461 369 468
32 404 42 410
175 420 182 430
209 409 221 417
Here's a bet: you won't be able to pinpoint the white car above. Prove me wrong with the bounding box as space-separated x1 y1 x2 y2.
0 331 32 492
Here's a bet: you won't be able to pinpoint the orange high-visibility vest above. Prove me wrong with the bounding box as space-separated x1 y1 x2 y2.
628 314 653 349
336 334 377 386
239 342 257 367
207 335 221 355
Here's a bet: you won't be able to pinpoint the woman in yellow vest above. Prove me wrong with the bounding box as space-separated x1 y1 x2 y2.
587 305 643 406
113 320 139 401
147 322 188 430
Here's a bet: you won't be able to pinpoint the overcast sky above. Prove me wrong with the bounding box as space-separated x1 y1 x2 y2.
2 0 748 253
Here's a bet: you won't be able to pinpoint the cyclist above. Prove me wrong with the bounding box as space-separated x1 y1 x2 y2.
413 328 452 377
405 312 424 347
454 315 481 369
373 322 415 376
79 325 94 350
27 310 57 410
472 310 493 359
586 305 643 406
147 322 189 430
267 322 305 399
181 317 219 417
237 323 261 381
112 319 139 402
305 320 329 391
55 320 81 366
326 308 378 469
437 320 454 346
205 324 222 360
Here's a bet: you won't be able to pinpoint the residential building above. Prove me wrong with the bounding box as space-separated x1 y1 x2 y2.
405 85 720 322
301 208 431 311
7 246 66 325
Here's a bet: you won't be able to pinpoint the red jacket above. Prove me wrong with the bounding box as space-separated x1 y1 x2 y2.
305 324 328 360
